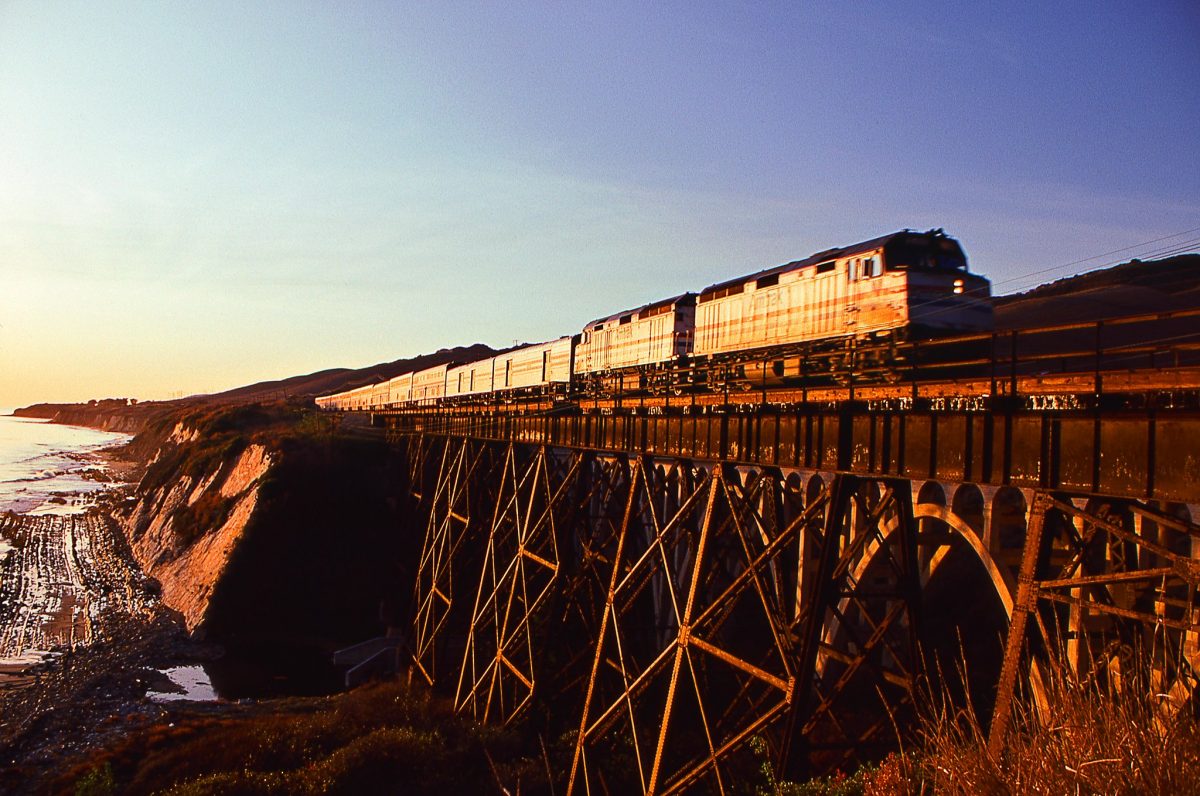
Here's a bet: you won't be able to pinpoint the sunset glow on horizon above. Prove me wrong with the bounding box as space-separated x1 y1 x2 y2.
2 1 1197 408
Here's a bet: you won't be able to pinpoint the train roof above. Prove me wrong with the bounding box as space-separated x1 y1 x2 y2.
583 292 697 331
698 229 965 296
494 335 574 356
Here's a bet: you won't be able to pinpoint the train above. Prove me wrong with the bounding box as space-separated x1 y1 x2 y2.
316 229 992 412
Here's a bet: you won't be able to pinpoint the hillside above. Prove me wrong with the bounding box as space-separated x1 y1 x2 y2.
994 253 1200 329
198 343 502 404
14 343 501 431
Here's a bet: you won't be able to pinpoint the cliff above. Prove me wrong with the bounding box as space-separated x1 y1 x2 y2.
118 404 418 648
13 399 167 434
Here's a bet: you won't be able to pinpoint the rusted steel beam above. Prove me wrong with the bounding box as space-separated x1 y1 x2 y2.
454 446 585 726
397 423 1199 788
1036 566 1177 590
1036 590 1198 632
988 495 1048 757
385 398 1200 504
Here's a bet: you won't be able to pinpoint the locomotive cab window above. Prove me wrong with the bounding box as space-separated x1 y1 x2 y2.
885 239 967 272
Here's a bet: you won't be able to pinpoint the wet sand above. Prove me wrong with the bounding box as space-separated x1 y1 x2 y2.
0 512 152 688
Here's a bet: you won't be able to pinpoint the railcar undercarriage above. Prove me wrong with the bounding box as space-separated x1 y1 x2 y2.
580 328 991 398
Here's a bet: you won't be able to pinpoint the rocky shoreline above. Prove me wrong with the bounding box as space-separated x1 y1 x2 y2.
0 474 218 793
0 403 418 792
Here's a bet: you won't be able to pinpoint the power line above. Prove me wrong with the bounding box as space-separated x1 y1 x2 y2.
986 226 1200 292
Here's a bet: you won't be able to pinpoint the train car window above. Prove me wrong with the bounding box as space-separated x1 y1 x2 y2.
620 315 632 325
756 274 779 289
816 261 836 274
848 260 859 282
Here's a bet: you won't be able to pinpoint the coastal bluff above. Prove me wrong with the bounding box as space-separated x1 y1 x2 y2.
117 405 419 649
20 401 420 654
14 399 154 434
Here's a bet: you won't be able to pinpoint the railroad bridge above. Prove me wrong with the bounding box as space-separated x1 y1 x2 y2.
371 315 1200 794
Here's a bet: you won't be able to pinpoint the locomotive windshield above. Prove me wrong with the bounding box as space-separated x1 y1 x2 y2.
883 236 967 272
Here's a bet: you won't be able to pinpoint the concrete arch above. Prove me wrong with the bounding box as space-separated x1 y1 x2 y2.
989 487 1029 568
784 471 804 497
806 473 826 507
913 504 1014 615
918 481 946 507
951 484 986 537
827 494 1045 724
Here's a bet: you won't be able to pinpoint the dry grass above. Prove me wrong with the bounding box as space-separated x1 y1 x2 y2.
60 661 1200 796
756 653 1200 796
55 679 550 796
909 663 1200 796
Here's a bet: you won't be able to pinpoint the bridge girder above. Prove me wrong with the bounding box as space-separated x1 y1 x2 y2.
400 432 1200 792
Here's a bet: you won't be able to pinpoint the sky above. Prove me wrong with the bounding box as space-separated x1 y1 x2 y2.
1 1 1197 408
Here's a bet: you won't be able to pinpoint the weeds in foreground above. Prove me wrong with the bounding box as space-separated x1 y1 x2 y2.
914 660 1200 796
73 762 115 796
749 655 1200 796
61 654 1200 795
56 680 549 796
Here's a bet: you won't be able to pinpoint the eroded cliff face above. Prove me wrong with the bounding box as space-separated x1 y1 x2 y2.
13 401 159 434
118 410 417 648
125 443 273 631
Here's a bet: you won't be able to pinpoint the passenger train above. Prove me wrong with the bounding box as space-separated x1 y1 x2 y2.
316 229 992 411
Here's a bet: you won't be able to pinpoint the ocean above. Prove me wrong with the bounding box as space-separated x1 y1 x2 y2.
0 414 131 516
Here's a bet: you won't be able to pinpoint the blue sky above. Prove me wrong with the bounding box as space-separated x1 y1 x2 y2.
1 1 1197 407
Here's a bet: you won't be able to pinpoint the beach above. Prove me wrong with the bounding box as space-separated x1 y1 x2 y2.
0 415 142 684
0 415 133 516
0 511 153 690
0 417 204 790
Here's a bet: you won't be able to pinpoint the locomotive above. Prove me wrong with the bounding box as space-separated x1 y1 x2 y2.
316 229 992 411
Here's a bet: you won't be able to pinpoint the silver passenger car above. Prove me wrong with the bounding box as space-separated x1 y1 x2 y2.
321 383 373 411
411 364 450 405
386 372 413 406
446 358 496 400
492 336 574 395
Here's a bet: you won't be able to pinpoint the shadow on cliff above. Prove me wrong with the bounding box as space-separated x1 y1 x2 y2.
123 402 420 697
